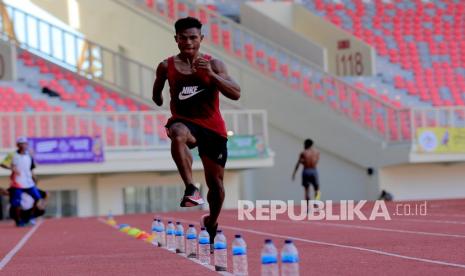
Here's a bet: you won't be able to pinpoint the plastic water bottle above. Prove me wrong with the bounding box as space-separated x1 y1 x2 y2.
186 224 197 258
214 230 227 271
281 240 299 276
151 218 158 246
198 227 211 264
261 239 278 276
232 234 248 275
157 219 166 247
175 222 185 254
166 221 176 251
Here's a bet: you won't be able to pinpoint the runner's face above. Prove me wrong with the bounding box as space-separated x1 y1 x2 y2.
175 28 203 58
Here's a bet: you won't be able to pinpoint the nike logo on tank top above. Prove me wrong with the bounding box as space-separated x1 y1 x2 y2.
166 55 227 138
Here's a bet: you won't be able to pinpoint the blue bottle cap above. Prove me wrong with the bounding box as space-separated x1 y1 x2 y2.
189 224 194 227
235 234 241 238
285 240 293 244
265 239 272 243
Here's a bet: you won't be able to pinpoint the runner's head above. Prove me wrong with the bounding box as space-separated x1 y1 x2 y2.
304 138 313 149
174 17 203 58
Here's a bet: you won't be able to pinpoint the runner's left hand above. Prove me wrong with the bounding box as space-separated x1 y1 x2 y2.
193 58 214 77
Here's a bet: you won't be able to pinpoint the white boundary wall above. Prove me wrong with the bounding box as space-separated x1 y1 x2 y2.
0 170 242 217
380 163 465 200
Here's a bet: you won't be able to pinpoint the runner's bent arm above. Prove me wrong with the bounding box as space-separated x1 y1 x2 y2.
292 153 303 181
194 58 240 100
152 61 168 106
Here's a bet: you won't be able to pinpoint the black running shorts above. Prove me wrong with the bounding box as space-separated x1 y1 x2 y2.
166 119 228 167
302 168 319 190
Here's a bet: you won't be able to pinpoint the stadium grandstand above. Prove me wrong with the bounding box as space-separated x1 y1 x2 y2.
1 1 464 275
0 0 272 218
1 0 464 218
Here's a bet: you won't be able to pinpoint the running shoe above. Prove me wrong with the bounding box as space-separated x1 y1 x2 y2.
315 191 321 201
180 184 205 207
200 214 218 253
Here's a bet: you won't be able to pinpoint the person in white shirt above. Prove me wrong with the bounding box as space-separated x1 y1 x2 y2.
1 137 42 227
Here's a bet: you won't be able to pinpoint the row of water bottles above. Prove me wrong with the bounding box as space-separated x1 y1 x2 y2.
151 218 299 275
261 239 299 276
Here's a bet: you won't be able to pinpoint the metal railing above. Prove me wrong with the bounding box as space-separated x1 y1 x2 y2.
0 110 269 152
410 107 465 152
123 0 412 142
0 1 411 142
0 2 242 109
0 3 155 99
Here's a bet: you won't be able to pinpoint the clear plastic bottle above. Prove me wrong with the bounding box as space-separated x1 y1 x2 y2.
281 240 299 276
261 239 279 276
186 224 197 258
198 227 211 264
157 219 166 248
214 230 228 271
175 222 185 254
166 221 176 251
151 218 159 246
232 234 248 275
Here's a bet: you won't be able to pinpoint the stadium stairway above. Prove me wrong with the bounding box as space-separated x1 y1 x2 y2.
97 0 411 168
0 48 170 149
201 0 465 108
299 0 465 107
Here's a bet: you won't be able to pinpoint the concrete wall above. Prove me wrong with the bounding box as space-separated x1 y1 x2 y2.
28 0 405 166
240 2 326 70
0 170 241 217
28 0 411 203
0 40 17 81
31 174 94 217
95 171 241 216
380 163 465 200
293 4 375 76
240 2 375 76
250 124 379 201
28 0 68 22
33 0 173 64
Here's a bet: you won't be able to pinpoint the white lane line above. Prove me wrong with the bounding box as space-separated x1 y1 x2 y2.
159 215 465 270
97 218 232 276
398 218 465 225
0 220 43 271
219 213 465 239
299 221 465 239
427 213 465 218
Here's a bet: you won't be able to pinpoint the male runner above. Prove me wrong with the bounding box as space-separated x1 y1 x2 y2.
292 139 321 208
152 17 240 243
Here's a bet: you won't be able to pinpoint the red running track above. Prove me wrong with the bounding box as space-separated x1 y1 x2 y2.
1 199 465 275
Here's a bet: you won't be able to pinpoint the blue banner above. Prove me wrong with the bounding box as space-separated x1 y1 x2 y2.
28 136 104 164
